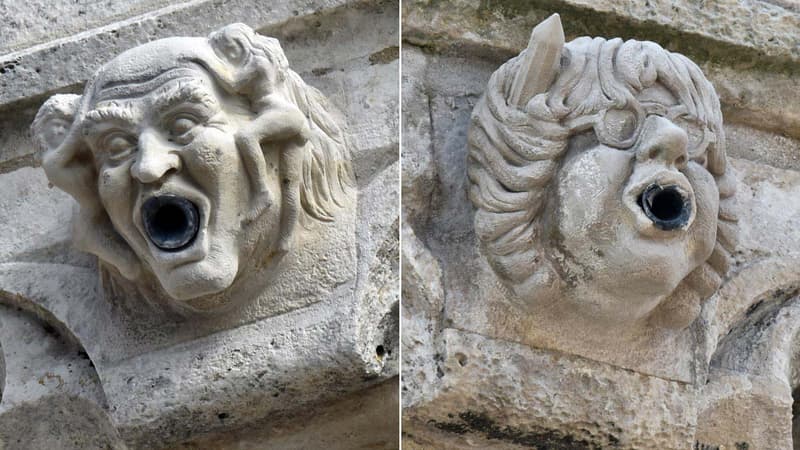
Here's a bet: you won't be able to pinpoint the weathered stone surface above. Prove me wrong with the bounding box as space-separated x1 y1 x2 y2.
0 0 357 108
0 1 398 448
403 0 800 143
0 0 173 54
402 7 800 448
0 303 121 449
0 167 74 264
400 223 443 409
405 329 696 449
170 378 399 449
403 0 800 66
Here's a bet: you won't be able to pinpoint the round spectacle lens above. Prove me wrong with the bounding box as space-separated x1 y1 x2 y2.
599 109 639 147
673 117 707 156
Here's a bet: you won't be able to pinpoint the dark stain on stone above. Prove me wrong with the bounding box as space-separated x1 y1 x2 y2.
312 67 333 76
735 443 750 450
430 410 608 448
150 375 171 389
694 442 720 450
745 299 764 317
369 46 399 65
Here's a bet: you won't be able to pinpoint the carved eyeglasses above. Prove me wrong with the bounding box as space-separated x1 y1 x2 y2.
565 102 716 160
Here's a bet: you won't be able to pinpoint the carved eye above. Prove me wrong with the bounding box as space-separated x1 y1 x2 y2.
601 109 639 145
167 115 199 139
104 132 137 160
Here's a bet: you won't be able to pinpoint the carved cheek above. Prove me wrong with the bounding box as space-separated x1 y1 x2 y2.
683 162 719 265
175 128 246 220
551 146 634 287
98 162 135 209
176 129 235 183
97 161 141 241
555 146 633 253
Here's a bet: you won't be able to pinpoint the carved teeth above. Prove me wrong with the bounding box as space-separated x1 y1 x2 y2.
141 195 200 251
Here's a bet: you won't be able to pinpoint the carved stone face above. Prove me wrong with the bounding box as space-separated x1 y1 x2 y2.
83 69 280 301
467 20 735 330
549 85 719 323
32 24 353 316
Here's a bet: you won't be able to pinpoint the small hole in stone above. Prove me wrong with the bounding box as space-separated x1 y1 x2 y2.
142 196 199 251
218 412 229 420
152 204 188 239
646 188 684 221
454 353 468 367
638 184 690 230
376 345 386 358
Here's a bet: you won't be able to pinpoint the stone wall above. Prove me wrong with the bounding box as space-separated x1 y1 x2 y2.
402 1 800 449
4 0 800 448
0 1 399 448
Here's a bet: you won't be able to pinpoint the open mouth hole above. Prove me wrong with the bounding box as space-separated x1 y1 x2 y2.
638 184 691 231
142 196 199 251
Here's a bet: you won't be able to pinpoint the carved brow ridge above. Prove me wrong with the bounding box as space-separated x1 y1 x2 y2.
83 81 218 133
150 79 218 117
84 102 138 131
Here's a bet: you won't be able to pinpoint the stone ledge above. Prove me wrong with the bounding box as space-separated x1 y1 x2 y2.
403 0 800 70
403 9 800 143
0 0 378 109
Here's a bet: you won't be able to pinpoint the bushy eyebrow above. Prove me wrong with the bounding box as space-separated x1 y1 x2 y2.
150 79 219 117
83 101 138 136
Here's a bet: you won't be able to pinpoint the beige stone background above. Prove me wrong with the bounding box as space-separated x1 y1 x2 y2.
402 0 800 449
0 0 399 448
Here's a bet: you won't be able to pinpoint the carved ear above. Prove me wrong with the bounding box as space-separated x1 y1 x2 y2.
508 13 565 108
32 94 142 280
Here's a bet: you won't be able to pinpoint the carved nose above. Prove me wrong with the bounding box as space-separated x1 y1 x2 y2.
130 130 180 184
635 116 689 168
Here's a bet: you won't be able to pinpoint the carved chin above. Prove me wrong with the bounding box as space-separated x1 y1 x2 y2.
157 257 239 304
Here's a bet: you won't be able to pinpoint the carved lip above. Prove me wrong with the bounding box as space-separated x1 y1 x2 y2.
623 169 695 236
133 185 210 269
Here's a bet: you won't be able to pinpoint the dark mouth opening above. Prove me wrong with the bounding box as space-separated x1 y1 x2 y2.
141 195 200 251
637 184 691 231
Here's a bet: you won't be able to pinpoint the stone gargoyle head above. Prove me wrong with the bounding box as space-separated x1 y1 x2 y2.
468 15 737 330
32 24 352 315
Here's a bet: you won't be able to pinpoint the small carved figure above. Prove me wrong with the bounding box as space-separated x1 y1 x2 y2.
32 24 353 315
468 15 737 329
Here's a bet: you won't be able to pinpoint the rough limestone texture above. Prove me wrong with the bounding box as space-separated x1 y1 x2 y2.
0 1 398 449
402 2 800 449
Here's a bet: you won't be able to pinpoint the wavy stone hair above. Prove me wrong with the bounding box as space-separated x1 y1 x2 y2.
468 37 737 328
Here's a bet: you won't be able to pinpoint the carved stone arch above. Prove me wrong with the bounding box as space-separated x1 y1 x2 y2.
696 255 800 448
0 282 119 448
